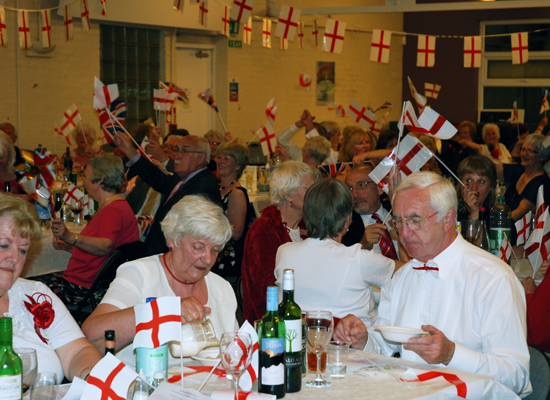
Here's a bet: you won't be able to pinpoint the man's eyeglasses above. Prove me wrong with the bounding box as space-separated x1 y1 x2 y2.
391 212 438 231
347 181 375 192
177 147 204 156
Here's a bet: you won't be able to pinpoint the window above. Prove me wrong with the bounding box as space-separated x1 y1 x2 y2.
100 25 162 132
480 20 550 123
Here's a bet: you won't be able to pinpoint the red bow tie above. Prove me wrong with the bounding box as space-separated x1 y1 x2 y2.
412 265 439 271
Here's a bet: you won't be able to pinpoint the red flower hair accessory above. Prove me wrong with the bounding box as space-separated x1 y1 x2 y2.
24 293 55 344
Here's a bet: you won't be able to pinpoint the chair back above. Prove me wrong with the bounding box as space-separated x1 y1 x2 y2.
526 346 550 400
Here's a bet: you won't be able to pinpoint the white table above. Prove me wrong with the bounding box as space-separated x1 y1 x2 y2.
248 191 271 218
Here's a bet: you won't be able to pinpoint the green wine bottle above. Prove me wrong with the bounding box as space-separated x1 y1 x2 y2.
258 286 286 399
278 269 302 393
0 317 22 400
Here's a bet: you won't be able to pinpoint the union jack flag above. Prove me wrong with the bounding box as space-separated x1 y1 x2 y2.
159 80 189 105
318 163 347 179
98 99 126 145
198 88 218 112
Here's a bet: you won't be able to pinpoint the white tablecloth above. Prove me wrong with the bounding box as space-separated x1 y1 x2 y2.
248 191 271 219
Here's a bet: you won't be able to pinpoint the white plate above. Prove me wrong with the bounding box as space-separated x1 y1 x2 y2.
191 348 221 366
374 325 429 344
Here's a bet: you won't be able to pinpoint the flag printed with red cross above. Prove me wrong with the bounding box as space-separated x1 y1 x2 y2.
266 98 277 125
40 10 52 49
81 353 138 400
63 184 84 206
417 35 435 68
236 321 259 390
369 134 433 194
424 83 441 99
511 32 528 65
256 122 277 157
154 89 176 111
299 74 311 87
275 4 300 41
515 211 532 246
63 5 73 41
222 6 230 37
312 19 318 47
173 0 184 13
0 6 7 47
398 101 457 140
133 297 181 349
298 22 304 49
95 0 107 16
535 185 546 225
323 19 346 54
230 0 254 24
80 0 91 32
400 367 481 399
348 99 377 131
407 76 427 114
199 0 209 27
540 91 549 115
243 17 252 45
370 29 391 64
18 10 31 50
497 233 512 264
262 19 272 48
94 77 119 111
54 104 81 145
526 208 550 278
463 36 481 68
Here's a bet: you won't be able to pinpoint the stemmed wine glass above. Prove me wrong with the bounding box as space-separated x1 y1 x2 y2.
70 197 84 226
14 348 37 395
219 332 253 398
305 310 334 388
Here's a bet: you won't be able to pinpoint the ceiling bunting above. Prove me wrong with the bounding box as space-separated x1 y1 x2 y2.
463 36 481 68
312 19 318 47
95 0 106 16
275 4 300 41
417 35 435 67
323 19 345 54
222 6 231 38
63 5 73 41
17 10 31 50
424 83 441 99
243 16 252 45
262 19 272 49
407 76 427 114
297 22 304 49
199 0 208 27
0 6 6 46
40 10 52 48
281 37 288 50
81 0 90 32
230 0 254 24
190 0 199 4
173 0 184 13
370 29 391 63
511 32 528 65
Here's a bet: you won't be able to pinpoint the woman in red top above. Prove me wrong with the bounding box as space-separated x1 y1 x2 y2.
34 155 139 306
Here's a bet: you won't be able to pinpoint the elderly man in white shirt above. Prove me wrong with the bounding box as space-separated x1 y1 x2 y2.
334 171 530 395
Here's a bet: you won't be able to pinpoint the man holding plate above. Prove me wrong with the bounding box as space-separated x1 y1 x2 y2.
334 171 530 396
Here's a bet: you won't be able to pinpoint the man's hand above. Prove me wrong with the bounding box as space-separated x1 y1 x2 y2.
144 139 169 162
275 145 291 163
404 325 455 365
333 314 368 350
114 131 138 159
301 110 316 132
361 224 387 250
522 277 536 294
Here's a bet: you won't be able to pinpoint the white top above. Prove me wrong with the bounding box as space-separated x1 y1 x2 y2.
481 143 512 164
100 255 239 368
6 279 85 381
274 238 394 321
365 234 530 395
276 123 320 162
323 148 339 165
359 205 400 259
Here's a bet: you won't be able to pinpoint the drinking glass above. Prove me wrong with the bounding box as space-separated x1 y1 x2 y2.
305 311 334 388
14 348 37 395
462 219 480 244
70 197 83 226
219 332 253 398
31 372 58 400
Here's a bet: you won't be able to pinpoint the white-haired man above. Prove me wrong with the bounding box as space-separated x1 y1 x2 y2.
334 171 530 395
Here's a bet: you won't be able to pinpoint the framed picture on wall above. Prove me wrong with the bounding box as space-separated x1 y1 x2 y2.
316 61 335 105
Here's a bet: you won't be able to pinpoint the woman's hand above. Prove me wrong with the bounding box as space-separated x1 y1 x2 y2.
180 297 211 324
462 187 481 218
522 277 536 294
82 145 96 158
51 219 72 243
52 238 73 252
353 152 371 166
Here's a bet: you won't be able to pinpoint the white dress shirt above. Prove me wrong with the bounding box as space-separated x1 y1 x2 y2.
276 123 319 162
275 238 394 321
365 234 530 395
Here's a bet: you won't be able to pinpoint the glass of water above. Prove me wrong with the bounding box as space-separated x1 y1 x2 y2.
327 341 350 378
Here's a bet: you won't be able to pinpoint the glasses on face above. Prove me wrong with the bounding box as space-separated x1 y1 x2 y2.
346 181 375 192
178 147 204 156
391 212 438 231
520 148 539 155
163 145 179 153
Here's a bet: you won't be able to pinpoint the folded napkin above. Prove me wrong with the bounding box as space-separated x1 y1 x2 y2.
400 367 484 399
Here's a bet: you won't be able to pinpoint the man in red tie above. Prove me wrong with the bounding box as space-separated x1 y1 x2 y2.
114 131 221 256
342 165 406 261
334 171 530 396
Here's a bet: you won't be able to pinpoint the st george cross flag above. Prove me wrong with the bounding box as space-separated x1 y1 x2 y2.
63 184 85 205
93 77 119 111
525 208 550 278
154 89 176 111
328 103 346 117
63 5 73 41
318 163 347 179
312 19 318 47
198 89 219 112
256 122 277 157
81 353 138 400
535 184 546 224
399 101 457 140
18 11 32 50
424 83 441 99
370 29 391 64
0 7 7 47
299 74 311 87
347 99 377 131
417 35 436 67
81 0 91 32
497 233 512 264
133 297 181 349
230 0 254 24
515 211 532 246
19 176 50 206
222 6 231 38
237 321 259 391
369 134 433 194
503 101 518 124
298 22 304 49
95 0 107 16
243 17 252 45
511 32 528 65
323 19 346 54
407 76 427 114
40 10 52 49
54 104 81 144
464 36 481 68
280 37 288 50
541 91 549 114
266 98 277 125
173 0 184 13
262 19 272 48
275 4 300 41
199 0 209 27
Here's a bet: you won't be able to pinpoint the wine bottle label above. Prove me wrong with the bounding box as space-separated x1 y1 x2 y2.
283 320 302 354
0 375 21 400
262 338 284 355
261 363 285 385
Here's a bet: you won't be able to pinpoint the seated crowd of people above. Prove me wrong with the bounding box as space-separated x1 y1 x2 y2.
0 110 549 396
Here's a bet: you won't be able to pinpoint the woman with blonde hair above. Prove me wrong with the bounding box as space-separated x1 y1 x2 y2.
0 131 22 197
70 123 104 171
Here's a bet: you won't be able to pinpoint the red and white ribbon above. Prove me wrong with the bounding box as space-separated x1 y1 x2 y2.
312 19 318 47
297 22 304 49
